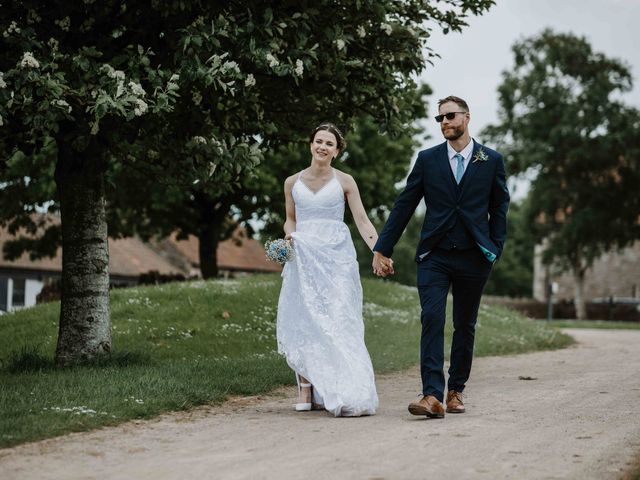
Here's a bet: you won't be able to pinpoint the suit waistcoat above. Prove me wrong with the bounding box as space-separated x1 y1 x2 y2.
437 162 474 250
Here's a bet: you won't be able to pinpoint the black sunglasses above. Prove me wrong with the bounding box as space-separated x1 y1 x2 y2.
435 111 467 123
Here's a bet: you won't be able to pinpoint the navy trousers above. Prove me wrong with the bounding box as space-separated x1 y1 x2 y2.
417 247 492 402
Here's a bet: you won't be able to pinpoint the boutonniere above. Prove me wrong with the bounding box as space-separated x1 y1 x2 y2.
472 148 488 163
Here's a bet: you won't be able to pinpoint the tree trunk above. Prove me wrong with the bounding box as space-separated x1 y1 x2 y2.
193 191 235 280
54 150 111 366
199 223 220 279
573 265 587 320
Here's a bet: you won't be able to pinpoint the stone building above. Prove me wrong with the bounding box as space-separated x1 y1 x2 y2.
533 241 640 302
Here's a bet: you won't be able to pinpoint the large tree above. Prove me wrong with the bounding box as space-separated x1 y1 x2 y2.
1 1 495 364
484 29 640 318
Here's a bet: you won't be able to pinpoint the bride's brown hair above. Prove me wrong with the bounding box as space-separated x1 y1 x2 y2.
309 122 347 151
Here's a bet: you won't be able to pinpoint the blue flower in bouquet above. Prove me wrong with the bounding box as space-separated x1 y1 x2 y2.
264 238 295 265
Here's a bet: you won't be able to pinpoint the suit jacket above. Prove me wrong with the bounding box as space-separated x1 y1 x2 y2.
374 140 510 263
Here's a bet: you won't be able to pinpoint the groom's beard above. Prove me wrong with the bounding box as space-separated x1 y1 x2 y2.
442 124 465 140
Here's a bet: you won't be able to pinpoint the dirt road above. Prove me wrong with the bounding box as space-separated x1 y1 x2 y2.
1 328 639 480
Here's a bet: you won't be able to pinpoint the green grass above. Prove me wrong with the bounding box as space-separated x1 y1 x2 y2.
545 319 640 330
0 274 573 448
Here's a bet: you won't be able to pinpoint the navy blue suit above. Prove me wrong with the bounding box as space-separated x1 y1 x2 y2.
374 140 510 401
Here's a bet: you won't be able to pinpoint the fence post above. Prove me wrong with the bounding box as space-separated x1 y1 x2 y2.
608 296 614 321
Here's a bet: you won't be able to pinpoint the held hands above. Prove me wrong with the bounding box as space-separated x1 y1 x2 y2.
372 251 394 277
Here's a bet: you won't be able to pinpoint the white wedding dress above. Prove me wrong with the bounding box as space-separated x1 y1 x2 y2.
276 168 378 417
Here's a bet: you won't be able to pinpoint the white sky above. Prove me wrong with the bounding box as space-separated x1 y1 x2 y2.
416 0 640 200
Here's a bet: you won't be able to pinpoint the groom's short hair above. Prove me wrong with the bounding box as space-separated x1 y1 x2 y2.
438 96 469 112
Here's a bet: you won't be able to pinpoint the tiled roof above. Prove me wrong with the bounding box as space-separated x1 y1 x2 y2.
109 236 185 276
166 228 282 273
0 216 281 276
0 222 183 277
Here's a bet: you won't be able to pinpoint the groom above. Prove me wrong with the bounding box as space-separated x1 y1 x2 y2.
372 96 510 418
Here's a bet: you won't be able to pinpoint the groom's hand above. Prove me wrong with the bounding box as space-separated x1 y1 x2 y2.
372 251 394 277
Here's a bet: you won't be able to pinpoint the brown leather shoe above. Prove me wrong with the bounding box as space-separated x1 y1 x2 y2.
408 395 445 418
446 390 465 413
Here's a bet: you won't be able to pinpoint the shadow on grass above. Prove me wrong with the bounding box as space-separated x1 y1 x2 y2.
2 345 154 373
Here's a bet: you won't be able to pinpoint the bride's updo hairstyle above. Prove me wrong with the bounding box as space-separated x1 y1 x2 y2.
309 122 347 152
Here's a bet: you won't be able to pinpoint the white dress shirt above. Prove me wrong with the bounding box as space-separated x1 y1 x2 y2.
447 139 475 180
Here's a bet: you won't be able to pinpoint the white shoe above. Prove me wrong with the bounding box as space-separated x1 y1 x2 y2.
295 382 313 411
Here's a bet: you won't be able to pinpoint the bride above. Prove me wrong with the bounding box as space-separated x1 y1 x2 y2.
276 122 392 417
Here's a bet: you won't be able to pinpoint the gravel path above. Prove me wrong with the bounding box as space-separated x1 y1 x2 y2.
1 328 639 480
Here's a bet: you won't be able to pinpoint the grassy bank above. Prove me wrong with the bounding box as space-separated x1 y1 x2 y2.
0 274 572 448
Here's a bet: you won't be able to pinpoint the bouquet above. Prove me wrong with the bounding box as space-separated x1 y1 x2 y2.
264 238 295 265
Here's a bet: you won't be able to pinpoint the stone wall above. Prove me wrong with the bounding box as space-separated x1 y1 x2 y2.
533 241 640 302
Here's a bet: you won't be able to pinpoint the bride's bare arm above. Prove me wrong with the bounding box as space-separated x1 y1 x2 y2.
341 173 379 252
283 175 297 240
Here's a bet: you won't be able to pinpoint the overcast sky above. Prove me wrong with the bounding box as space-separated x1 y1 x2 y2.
416 0 640 198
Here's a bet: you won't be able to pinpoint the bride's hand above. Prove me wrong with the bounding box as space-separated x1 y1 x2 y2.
285 233 294 244
372 251 394 277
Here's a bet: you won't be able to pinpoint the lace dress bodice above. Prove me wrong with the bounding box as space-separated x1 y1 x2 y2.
292 172 345 223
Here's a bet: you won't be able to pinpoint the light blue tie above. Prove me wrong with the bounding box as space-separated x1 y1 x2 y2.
454 153 465 184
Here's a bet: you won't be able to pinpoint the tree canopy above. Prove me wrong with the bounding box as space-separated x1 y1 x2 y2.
485 29 640 316
1 0 496 246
